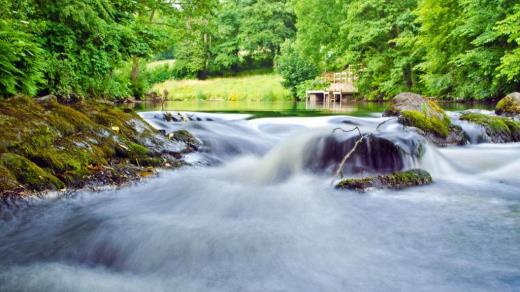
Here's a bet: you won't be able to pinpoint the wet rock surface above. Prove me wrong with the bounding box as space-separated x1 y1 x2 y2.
304 133 424 175
384 92 467 146
335 169 433 191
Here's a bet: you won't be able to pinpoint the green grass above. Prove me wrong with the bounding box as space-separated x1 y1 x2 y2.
152 72 292 102
146 59 176 70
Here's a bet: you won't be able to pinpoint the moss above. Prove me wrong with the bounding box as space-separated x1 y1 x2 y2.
335 169 433 191
173 129 199 145
459 112 520 143
0 153 64 191
128 143 149 156
400 110 450 138
0 164 18 191
504 119 520 141
495 95 520 116
0 96 178 195
460 113 510 135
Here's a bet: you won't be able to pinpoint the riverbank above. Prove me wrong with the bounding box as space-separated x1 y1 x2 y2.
0 96 195 200
151 72 291 102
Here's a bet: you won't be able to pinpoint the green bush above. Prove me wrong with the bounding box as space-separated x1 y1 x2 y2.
147 64 177 84
0 20 45 98
275 41 319 97
295 78 330 99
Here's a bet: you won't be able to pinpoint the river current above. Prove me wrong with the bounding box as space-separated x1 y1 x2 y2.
0 111 519 292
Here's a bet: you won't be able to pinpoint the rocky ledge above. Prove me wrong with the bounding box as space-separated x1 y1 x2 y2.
0 96 198 200
335 169 433 191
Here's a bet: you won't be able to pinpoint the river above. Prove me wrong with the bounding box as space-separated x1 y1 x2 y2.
0 104 519 292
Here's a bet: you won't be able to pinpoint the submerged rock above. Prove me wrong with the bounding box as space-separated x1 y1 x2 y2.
335 169 433 191
495 92 520 118
304 133 424 175
383 92 467 146
459 112 520 143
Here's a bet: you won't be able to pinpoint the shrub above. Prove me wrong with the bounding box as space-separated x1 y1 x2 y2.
0 20 45 98
295 78 330 99
275 41 319 97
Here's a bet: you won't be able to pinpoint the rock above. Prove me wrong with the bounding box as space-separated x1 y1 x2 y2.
383 93 438 118
459 112 520 143
335 169 433 191
383 92 467 146
304 133 425 175
173 129 200 147
0 153 64 191
0 97 192 198
495 92 520 118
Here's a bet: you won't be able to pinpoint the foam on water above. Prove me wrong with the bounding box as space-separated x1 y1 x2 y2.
0 112 519 292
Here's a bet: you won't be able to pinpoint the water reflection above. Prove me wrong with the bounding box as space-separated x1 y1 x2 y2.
126 99 494 117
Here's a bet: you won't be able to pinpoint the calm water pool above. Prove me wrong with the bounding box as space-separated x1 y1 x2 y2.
128 100 495 118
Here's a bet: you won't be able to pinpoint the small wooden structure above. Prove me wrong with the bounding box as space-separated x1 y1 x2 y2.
306 70 357 107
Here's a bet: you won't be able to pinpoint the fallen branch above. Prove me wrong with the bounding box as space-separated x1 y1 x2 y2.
331 119 398 185
333 134 367 180
375 117 398 131
330 126 368 184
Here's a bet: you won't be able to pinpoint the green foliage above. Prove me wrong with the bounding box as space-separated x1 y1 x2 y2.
495 4 520 82
0 0 212 99
172 0 295 79
290 0 520 100
0 20 45 97
414 0 517 99
275 42 319 97
295 78 330 99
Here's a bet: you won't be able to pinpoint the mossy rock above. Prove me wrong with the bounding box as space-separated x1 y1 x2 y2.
495 92 520 117
384 92 466 146
335 169 433 191
0 96 188 196
173 129 200 146
0 164 19 191
0 153 64 191
460 112 520 143
399 110 450 138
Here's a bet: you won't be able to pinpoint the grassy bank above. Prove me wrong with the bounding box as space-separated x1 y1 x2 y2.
152 72 291 102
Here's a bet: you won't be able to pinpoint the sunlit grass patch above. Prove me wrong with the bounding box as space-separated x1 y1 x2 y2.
152 73 292 101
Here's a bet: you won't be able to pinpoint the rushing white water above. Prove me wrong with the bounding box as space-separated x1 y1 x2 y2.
1 112 519 292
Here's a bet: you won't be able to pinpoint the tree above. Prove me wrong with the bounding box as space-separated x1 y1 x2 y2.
495 3 520 86
275 41 318 97
415 0 517 99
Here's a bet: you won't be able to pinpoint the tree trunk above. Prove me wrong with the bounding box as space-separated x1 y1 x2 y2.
131 57 140 82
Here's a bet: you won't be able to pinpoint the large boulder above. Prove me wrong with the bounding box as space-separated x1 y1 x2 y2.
495 92 520 118
335 169 433 191
304 133 424 175
383 92 467 146
459 112 520 143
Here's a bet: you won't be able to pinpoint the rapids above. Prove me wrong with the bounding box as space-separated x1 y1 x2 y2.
0 112 519 292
